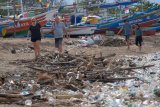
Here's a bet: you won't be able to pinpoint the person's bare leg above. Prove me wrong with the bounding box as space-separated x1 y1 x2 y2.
139 45 141 51
58 44 62 54
126 40 130 50
33 42 38 58
36 41 41 57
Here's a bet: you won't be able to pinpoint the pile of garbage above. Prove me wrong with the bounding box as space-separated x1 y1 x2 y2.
14 46 34 53
0 52 160 106
101 37 126 47
1 43 34 54
78 35 103 46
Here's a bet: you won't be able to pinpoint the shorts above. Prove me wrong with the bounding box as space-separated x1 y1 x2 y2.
135 36 142 46
31 37 41 42
124 35 131 41
55 38 63 48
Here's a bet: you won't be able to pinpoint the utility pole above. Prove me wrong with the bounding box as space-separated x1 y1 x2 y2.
20 0 24 16
141 0 144 12
12 1 16 37
7 1 10 17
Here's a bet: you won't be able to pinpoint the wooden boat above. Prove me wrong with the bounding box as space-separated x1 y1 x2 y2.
2 10 55 37
93 2 160 35
141 26 160 36
42 25 96 36
96 9 160 35
67 26 96 36
0 18 13 35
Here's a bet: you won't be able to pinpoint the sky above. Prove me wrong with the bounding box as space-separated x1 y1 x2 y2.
66 0 160 4
151 0 160 3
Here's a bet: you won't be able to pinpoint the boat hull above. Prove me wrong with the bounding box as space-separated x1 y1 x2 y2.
42 26 97 37
2 10 55 37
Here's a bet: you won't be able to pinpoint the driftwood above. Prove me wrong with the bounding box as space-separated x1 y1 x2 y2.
64 84 85 93
55 94 83 99
50 59 78 65
0 97 22 103
27 66 76 72
95 53 116 60
88 77 136 82
120 64 154 71
86 58 94 71
38 79 53 85
0 94 23 98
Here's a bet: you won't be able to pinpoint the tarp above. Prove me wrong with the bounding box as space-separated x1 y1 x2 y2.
99 1 138 8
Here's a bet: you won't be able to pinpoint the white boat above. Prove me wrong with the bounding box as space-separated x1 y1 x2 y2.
42 25 97 36
67 26 96 35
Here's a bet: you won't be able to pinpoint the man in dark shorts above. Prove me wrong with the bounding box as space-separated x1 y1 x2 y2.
52 16 67 54
135 24 143 51
118 20 132 50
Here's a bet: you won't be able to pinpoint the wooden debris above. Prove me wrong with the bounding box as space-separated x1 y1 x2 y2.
120 64 154 70
88 77 137 82
0 94 23 98
0 97 22 103
56 94 83 99
16 52 144 85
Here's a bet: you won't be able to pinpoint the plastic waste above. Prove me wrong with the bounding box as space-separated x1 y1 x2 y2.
32 90 43 100
48 97 56 106
89 93 104 104
152 53 160 61
78 37 95 46
25 100 32 106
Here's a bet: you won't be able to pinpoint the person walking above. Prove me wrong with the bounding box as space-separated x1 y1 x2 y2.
27 18 42 59
134 24 143 51
117 20 132 50
52 16 67 54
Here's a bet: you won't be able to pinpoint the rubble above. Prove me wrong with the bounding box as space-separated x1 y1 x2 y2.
64 36 135 48
0 52 160 106
101 37 126 47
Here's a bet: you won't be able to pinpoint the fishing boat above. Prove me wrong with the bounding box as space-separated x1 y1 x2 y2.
93 1 160 35
67 26 96 36
42 24 96 37
42 15 98 36
97 8 160 34
0 18 14 35
2 10 55 37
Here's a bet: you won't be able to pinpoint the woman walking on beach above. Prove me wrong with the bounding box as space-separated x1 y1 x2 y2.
135 24 143 51
28 18 42 59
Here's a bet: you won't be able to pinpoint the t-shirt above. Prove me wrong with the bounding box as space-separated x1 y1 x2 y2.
135 28 142 37
29 23 41 38
123 23 132 36
52 22 65 38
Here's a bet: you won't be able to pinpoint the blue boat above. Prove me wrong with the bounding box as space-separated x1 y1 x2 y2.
99 1 138 8
0 18 14 35
97 9 160 30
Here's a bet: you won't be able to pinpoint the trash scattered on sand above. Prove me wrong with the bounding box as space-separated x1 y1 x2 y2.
101 37 126 47
0 52 160 106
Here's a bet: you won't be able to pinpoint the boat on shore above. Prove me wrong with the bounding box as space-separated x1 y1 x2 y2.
42 25 96 37
0 18 14 35
2 10 55 37
42 15 98 37
97 9 160 36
